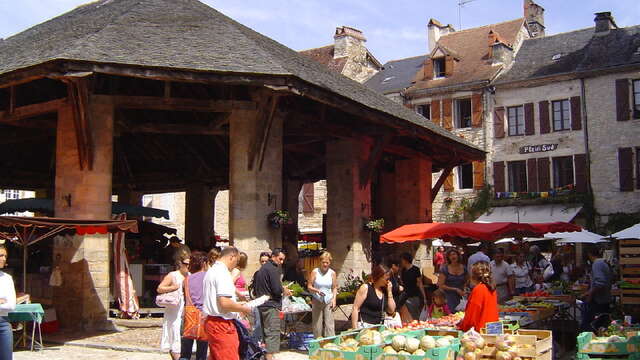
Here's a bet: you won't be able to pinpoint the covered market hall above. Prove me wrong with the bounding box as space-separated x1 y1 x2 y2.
0 0 484 328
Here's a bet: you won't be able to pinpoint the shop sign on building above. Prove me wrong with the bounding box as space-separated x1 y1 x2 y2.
519 143 558 154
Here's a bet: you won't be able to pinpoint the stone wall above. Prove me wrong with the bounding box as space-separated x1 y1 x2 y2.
298 180 327 232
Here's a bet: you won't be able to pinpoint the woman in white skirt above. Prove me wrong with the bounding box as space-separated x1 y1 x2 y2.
157 250 190 360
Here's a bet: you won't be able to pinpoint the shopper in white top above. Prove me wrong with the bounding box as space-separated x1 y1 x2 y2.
307 251 337 338
0 244 16 360
202 246 251 360
490 248 514 304
510 252 534 295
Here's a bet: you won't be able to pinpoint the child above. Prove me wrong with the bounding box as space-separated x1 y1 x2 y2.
428 289 451 319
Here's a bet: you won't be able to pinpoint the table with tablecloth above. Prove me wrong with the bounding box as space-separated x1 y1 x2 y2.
7 303 44 351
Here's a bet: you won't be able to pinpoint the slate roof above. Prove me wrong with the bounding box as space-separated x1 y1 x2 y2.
0 0 483 155
496 25 640 84
409 18 525 92
365 55 428 95
299 45 348 74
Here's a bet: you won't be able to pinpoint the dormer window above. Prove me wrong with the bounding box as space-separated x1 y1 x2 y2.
433 57 446 78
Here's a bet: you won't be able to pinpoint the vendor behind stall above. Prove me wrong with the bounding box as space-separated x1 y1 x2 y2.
581 246 612 332
458 261 499 332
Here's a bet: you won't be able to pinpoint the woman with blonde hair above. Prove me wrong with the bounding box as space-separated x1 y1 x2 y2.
458 261 499 332
307 252 337 337
158 250 191 360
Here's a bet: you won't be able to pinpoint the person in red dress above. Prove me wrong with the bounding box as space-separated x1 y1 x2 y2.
433 246 446 274
458 261 499 332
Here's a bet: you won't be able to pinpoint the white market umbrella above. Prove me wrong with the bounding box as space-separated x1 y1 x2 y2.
432 239 453 247
548 230 607 244
611 223 640 239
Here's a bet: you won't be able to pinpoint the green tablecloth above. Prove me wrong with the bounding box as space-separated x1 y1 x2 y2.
6 304 44 323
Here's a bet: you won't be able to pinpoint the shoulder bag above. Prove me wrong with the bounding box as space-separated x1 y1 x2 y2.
182 275 208 341
155 273 181 307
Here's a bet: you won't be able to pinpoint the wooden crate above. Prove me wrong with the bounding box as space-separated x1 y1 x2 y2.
478 330 552 359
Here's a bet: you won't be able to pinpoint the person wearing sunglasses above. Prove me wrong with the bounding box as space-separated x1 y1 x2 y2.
158 250 191 360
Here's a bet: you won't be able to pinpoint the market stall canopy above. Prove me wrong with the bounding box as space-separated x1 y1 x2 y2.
475 204 582 223
548 230 607 244
380 222 582 244
611 223 640 239
0 198 170 219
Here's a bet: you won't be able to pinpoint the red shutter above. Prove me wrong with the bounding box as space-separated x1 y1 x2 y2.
494 107 505 138
443 98 453 130
471 93 483 128
493 161 505 193
473 161 485 189
302 183 315 213
570 96 582 130
443 171 454 192
539 101 550 134
431 100 441 126
619 147 634 191
527 158 538 192
537 157 550 191
524 102 535 135
445 55 454 77
616 79 630 122
574 153 587 193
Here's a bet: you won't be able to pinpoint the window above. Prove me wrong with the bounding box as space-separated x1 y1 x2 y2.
458 163 473 189
4 190 19 200
507 161 527 192
507 106 525 136
416 104 431 120
552 99 570 131
455 98 472 128
633 80 640 118
553 156 574 188
433 58 446 78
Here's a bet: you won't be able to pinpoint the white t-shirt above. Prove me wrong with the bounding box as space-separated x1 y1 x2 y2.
0 271 16 316
510 263 533 289
202 261 237 320
491 260 513 286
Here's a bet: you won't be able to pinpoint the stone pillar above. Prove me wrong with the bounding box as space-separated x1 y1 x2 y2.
395 158 433 278
185 184 217 250
229 107 283 277
283 179 302 268
326 139 372 278
53 101 113 330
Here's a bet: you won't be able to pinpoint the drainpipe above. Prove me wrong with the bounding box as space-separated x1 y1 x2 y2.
580 78 595 231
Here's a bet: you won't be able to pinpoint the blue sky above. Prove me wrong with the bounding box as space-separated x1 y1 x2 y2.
1 0 639 64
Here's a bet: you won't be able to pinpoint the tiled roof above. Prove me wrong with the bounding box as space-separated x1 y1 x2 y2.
408 18 525 92
299 45 348 74
365 55 428 94
497 25 640 84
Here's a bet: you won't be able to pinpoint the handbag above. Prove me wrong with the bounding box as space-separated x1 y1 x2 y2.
155 273 181 307
182 276 208 341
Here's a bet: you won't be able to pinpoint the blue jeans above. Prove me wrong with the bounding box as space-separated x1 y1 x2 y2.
0 317 12 360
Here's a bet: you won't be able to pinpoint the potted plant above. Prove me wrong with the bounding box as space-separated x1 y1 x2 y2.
363 218 385 233
267 210 290 228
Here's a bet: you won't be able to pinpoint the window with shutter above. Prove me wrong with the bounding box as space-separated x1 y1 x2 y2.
539 101 550 134
552 99 571 131
507 106 525 136
552 156 574 188
494 107 505 138
457 163 473 189
537 157 550 191
473 161 485 190
471 93 483 128
524 103 535 135
527 158 538 192
619 147 634 191
423 58 434 80
433 58 446 78
570 96 582 130
455 98 472 128
633 80 640 119
508 161 527 192
493 161 505 193
616 79 630 121
302 183 315 214
443 98 453 130
431 100 441 126
445 55 454 77
416 104 431 120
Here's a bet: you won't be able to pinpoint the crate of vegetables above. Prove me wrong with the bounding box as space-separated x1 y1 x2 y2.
577 332 640 356
463 330 551 360
308 328 384 360
373 332 460 360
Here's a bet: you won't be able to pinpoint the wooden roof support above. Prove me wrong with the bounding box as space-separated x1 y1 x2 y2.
0 98 67 124
248 94 280 171
64 77 94 170
120 123 228 135
360 135 391 189
431 165 454 202
92 95 256 112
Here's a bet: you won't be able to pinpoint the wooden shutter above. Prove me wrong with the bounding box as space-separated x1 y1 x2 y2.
494 107 505 138
574 153 587 193
527 158 538 192
443 171 454 192
471 93 483 128
302 183 315 213
473 161 485 189
431 99 441 126
524 102 535 135
616 79 630 122
619 147 634 191
570 96 582 130
537 157 550 191
423 59 434 80
445 55 454 77
443 98 453 130
539 101 550 134
493 161 505 193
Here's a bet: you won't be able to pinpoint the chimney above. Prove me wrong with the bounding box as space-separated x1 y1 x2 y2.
524 0 545 38
491 43 514 65
594 12 618 34
333 26 366 59
428 19 455 52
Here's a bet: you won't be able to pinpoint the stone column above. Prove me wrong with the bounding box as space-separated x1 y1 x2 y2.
229 107 283 277
395 158 433 278
53 101 113 330
326 139 372 278
185 184 217 250
283 179 302 268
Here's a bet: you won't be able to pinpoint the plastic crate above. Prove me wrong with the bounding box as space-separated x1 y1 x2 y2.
577 332 640 356
308 333 382 360
372 333 460 360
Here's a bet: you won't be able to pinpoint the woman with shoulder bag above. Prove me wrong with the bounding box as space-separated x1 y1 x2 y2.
180 251 209 360
158 250 190 360
351 264 396 329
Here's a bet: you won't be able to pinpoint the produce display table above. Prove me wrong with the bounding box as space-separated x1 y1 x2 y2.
8 303 44 351
282 310 311 336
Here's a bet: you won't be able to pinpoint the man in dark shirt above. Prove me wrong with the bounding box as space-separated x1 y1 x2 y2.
399 252 426 322
253 248 291 359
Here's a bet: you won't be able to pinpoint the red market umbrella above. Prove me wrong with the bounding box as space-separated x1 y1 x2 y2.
379 222 582 244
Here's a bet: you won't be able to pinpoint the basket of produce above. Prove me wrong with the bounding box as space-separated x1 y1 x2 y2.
577 332 640 356
308 328 384 360
373 332 459 360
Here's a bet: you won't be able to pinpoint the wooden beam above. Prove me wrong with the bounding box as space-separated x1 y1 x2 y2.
0 98 67 123
164 81 171 98
8 86 15 114
360 135 391 188
120 123 228 135
248 95 280 171
384 144 431 160
92 94 256 112
431 165 454 202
